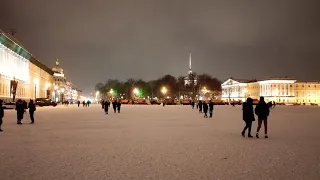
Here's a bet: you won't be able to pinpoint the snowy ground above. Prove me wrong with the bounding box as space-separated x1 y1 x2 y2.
0 104 319 180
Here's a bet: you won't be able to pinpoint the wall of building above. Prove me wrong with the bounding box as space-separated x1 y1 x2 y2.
221 78 320 104
0 31 53 102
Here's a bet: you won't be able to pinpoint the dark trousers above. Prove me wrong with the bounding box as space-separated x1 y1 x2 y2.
0 118 2 128
113 107 116 113
30 112 35 122
209 110 213 118
199 107 202 113
242 120 252 135
204 111 208 118
117 109 120 113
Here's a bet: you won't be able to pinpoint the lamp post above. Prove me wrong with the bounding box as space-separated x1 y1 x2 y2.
33 78 39 100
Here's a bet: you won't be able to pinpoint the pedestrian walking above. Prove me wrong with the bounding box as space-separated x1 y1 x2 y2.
28 100 36 124
117 100 121 113
104 101 110 114
209 101 214 118
15 99 25 124
255 96 270 138
0 99 4 131
77 100 80 107
241 98 255 138
112 100 117 113
203 101 208 118
198 101 203 113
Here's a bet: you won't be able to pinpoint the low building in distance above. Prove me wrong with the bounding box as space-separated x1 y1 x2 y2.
0 29 53 102
221 77 320 104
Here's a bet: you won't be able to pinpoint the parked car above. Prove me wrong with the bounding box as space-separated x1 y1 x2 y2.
181 99 191 105
35 98 57 107
3 102 16 109
150 100 161 105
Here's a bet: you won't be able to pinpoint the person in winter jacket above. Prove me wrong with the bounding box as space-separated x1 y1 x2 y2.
15 99 25 124
203 101 208 118
28 100 36 123
241 98 255 137
117 101 121 113
209 101 214 118
104 101 110 114
255 96 270 138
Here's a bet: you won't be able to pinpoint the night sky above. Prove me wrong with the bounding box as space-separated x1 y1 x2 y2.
1 0 319 93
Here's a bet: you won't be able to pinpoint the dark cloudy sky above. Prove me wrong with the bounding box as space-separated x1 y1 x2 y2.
1 0 319 93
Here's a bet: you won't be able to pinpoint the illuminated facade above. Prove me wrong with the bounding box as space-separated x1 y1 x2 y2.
221 77 320 104
0 29 53 102
52 60 79 103
221 78 256 102
184 53 197 86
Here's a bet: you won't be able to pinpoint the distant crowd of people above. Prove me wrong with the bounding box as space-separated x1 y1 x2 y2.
0 99 36 132
77 100 91 107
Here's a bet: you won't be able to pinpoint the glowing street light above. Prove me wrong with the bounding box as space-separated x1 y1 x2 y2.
133 88 139 95
161 87 167 95
110 89 114 94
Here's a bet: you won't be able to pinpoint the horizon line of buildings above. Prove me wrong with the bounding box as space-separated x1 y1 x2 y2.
221 77 320 104
0 29 82 102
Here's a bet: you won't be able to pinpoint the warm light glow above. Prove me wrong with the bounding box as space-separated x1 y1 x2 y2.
54 85 58 90
109 89 114 94
96 91 100 96
133 88 139 94
45 82 51 89
33 77 39 84
275 89 279 96
258 80 296 85
161 87 167 94
61 88 65 93
243 88 248 93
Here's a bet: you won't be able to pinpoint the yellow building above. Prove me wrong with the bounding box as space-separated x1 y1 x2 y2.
221 77 320 104
0 29 53 102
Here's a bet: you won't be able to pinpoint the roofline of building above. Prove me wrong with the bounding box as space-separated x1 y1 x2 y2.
0 30 54 75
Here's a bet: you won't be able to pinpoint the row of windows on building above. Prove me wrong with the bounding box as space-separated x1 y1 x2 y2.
0 82 27 97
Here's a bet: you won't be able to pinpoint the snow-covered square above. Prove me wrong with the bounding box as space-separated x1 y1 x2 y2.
0 104 319 180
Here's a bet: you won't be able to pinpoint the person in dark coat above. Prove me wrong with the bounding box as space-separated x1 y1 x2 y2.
112 100 117 113
15 99 25 124
117 100 121 113
101 100 105 109
198 101 203 113
255 96 270 138
209 101 214 118
0 99 4 131
203 101 208 118
82 101 85 107
28 100 36 124
104 101 110 114
191 101 195 109
77 100 80 107
241 98 255 138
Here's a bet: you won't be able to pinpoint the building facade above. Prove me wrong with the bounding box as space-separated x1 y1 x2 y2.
52 59 79 103
221 77 320 104
0 29 53 102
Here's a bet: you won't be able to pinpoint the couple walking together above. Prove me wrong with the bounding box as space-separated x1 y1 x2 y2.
242 96 270 138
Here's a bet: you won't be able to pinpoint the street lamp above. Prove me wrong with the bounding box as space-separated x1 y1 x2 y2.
33 78 39 99
161 87 167 95
133 88 139 95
